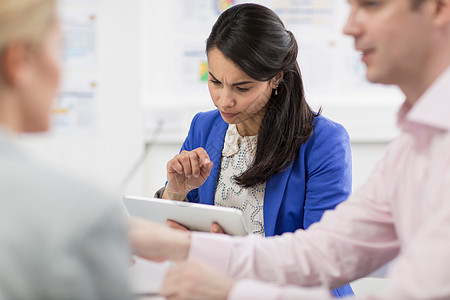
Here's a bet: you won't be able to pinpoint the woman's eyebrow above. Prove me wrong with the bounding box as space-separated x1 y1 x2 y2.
208 72 219 81
208 72 253 85
232 80 253 86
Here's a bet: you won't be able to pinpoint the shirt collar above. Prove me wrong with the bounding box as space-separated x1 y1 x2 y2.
222 124 258 157
402 65 450 130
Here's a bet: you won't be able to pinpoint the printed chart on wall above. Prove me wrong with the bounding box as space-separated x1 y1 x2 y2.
273 0 340 94
174 0 395 98
52 77 99 134
175 0 244 91
52 3 100 135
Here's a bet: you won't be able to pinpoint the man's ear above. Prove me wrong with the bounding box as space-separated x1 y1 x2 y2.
0 41 33 87
432 0 450 27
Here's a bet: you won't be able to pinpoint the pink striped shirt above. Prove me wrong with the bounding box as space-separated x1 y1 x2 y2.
188 66 450 299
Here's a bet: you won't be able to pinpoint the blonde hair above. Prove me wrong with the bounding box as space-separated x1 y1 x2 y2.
0 0 55 52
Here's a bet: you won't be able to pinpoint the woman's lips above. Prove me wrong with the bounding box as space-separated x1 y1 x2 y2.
221 111 239 118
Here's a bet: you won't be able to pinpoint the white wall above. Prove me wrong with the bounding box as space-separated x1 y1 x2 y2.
22 0 144 196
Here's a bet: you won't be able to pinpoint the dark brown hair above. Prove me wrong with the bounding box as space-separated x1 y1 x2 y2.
206 4 318 188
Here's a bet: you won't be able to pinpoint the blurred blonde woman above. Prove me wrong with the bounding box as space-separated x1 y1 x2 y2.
0 0 130 298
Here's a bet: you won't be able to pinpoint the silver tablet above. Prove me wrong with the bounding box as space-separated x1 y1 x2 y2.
123 195 248 236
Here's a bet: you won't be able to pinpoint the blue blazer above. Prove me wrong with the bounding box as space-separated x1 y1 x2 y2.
180 110 353 297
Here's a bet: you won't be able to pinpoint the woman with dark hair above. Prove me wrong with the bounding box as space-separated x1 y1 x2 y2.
157 3 353 297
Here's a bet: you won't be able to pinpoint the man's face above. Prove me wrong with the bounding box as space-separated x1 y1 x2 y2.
343 0 434 86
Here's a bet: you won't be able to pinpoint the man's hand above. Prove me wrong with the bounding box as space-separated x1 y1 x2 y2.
128 218 191 262
161 259 234 300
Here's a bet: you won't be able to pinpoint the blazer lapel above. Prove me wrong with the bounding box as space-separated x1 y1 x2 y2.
200 121 228 205
264 165 292 236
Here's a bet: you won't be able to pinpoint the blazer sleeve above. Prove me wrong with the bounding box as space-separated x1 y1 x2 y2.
303 120 352 229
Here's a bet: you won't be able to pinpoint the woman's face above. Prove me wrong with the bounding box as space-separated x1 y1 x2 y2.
207 48 275 136
20 17 61 132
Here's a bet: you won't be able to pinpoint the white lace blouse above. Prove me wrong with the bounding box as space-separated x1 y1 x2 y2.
214 124 266 236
